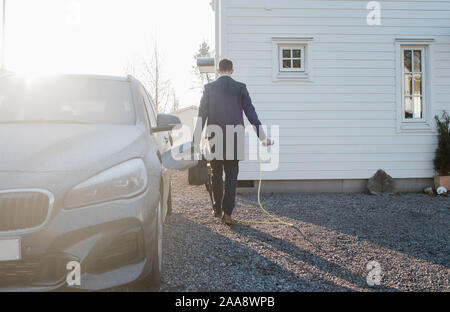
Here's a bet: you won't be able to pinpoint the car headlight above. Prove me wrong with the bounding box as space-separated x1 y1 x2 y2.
65 159 148 209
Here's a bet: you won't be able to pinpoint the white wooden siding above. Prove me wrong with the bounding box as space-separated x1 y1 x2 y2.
218 0 450 180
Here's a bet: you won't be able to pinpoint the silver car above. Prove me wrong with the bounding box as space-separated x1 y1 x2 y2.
0 74 179 291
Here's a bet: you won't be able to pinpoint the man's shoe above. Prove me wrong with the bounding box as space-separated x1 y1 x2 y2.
213 209 223 218
221 214 236 225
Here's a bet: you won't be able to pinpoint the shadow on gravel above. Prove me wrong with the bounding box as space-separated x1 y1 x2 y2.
162 213 352 292
228 224 398 292
238 193 450 268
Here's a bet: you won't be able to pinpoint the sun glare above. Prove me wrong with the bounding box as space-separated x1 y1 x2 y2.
2 0 215 107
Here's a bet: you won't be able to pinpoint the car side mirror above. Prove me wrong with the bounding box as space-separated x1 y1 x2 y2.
152 114 181 133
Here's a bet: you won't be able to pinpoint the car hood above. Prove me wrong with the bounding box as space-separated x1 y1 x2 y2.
0 124 150 193
0 124 147 172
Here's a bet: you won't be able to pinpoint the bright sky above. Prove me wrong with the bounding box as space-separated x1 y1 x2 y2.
2 0 215 108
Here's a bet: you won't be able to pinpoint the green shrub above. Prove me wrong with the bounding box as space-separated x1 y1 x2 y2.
434 112 450 176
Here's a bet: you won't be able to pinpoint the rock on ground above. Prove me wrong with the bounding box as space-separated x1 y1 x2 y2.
367 169 397 195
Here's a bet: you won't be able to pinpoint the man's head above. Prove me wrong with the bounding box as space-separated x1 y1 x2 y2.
218 59 234 75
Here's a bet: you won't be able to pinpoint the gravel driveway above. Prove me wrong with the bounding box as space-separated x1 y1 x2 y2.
132 170 450 292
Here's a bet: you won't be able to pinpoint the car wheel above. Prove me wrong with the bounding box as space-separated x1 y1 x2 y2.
156 199 163 274
146 199 163 289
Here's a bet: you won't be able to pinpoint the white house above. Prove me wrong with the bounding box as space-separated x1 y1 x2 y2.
206 0 450 193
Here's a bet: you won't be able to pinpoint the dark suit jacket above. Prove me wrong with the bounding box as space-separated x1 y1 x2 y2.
195 75 266 161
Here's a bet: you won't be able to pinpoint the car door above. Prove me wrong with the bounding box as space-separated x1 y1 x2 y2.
139 85 172 222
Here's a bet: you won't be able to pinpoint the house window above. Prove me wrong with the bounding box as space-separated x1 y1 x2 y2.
279 46 305 72
402 47 425 121
395 39 434 132
272 37 313 82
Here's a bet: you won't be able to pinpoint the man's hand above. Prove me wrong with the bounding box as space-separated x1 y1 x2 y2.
261 138 274 146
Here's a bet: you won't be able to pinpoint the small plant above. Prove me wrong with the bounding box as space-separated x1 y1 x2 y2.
433 112 450 176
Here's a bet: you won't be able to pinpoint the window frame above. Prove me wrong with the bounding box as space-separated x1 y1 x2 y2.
139 84 157 128
401 46 426 123
279 46 305 72
272 37 314 82
395 38 434 133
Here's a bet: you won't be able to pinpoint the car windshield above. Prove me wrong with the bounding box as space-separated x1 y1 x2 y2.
0 76 135 124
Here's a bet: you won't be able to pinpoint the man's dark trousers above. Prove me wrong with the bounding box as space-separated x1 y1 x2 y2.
195 75 266 216
211 160 239 216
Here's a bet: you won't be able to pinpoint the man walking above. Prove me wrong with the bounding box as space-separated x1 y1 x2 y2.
194 59 273 225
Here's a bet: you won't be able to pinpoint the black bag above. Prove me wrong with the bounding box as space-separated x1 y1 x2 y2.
188 160 209 186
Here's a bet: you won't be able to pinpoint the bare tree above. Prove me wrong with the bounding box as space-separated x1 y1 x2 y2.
191 40 214 90
125 40 176 113
170 91 180 113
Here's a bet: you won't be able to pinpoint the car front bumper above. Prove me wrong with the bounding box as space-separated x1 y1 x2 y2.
0 187 158 292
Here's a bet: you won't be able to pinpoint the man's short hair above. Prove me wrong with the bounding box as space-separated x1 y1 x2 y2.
219 59 233 72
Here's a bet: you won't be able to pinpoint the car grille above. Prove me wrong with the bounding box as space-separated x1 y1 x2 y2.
0 191 51 231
